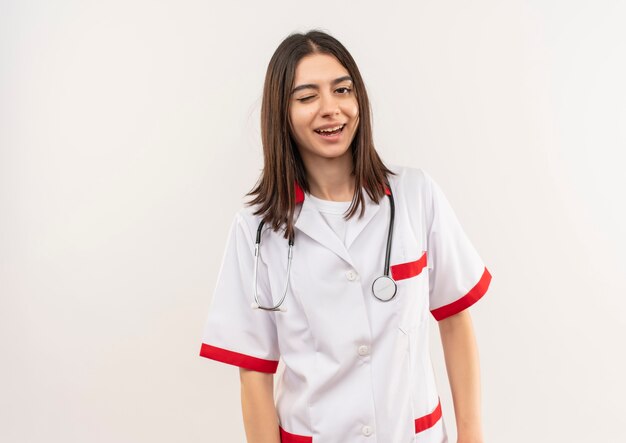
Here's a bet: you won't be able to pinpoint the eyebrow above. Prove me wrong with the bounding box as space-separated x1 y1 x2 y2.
291 75 353 95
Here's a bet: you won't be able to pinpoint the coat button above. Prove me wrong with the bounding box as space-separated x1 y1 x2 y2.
358 345 370 356
345 270 358 281
361 425 373 436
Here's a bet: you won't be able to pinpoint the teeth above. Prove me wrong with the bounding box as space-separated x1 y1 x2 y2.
316 124 344 133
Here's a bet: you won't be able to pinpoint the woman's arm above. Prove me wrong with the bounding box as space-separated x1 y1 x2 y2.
438 310 484 443
239 368 281 443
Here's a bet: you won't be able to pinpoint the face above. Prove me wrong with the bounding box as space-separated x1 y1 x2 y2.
288 53 359 164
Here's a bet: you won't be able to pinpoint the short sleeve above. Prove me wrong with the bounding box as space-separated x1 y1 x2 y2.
199 211 280 373
424 171 493 321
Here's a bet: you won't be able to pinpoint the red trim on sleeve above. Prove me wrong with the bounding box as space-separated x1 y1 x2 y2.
430 267 492 321
414 398 443 434
199 343 279 373
279 426 313 443
391 251 428 281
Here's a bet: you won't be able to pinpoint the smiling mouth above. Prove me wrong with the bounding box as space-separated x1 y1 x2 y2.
314 124 346 136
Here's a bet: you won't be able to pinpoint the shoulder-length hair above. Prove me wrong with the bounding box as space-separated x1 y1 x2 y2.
245 29 396 240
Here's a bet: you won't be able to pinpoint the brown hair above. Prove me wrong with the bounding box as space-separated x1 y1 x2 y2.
245 29 396 240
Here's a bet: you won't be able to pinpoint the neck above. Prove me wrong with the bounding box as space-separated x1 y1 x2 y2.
303 154 355 202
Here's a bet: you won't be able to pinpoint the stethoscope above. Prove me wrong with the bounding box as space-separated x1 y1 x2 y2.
251 185 397 312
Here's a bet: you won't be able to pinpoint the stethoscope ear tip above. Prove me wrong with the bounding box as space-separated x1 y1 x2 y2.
279 306 288 313
251 302 260 310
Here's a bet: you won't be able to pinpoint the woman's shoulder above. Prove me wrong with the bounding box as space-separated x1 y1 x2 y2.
233 201 288 241
385 162 432 192
233 203 265 234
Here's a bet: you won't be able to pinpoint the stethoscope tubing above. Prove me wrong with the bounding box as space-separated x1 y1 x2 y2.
252 184 395 311
383 187 395 277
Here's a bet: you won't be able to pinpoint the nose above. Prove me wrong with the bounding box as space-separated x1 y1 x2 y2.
319 91 340 116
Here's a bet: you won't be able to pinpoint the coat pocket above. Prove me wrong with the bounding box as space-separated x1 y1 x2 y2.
404 323 446 441
392 250 429 334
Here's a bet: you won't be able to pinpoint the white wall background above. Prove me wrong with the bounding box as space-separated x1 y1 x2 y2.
2 0 625 441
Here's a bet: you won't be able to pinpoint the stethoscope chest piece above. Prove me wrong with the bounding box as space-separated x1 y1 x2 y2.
371 275 397 301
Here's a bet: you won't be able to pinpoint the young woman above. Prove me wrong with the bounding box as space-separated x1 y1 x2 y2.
200 30 492 443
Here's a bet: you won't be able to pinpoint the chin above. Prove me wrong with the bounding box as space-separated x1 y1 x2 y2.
317 145 352 160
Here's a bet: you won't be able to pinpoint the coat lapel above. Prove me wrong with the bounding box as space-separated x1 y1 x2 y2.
344 191 385 250
294 195 355 267
293 188 387 266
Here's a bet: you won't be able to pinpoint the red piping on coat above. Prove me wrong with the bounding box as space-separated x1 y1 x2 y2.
294 181 391 204
414 398 443 434
390 251 428 281
295 182 305 204
279 426 313 443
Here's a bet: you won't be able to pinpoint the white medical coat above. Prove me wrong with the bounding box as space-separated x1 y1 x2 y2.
200 164 492 443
